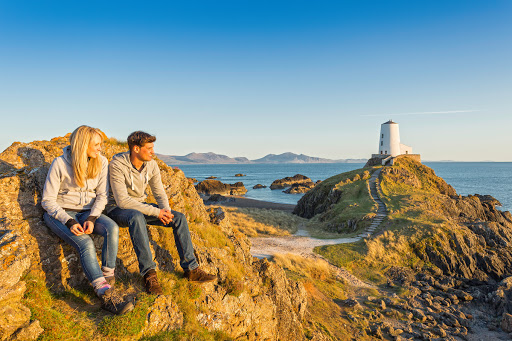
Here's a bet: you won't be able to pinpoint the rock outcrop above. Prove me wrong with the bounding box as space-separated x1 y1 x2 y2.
294 170 371 219
270 174 314 190
416 193 512 282
377 157 512 283
0 135 306 340
253 184 266 189
195 180 247 196
283 182 315 194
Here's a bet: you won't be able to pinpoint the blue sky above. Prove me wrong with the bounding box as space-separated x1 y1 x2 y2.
1 1 511 161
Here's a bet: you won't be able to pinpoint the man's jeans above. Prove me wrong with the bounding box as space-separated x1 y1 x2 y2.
43 211 119 283
107 204 199 276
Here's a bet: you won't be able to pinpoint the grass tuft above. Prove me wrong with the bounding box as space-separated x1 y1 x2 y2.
98 293 155 338
223 206 305 236
22 272 92 341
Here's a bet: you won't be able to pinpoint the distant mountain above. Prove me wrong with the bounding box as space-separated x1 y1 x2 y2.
253 152 338 164
156 152 366 165
156 152 247 164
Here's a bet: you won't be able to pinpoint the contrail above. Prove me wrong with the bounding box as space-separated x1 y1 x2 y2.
361 110 480 117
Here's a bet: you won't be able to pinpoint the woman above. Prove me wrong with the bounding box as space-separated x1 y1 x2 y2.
42 125 133 315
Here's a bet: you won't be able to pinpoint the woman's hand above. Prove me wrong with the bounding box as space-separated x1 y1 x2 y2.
83 221 94 234
70 223 85 236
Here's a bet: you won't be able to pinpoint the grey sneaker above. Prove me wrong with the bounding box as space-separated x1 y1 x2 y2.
100 288 134 315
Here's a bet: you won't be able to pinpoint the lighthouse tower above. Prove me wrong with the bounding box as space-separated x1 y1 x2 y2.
378 120 412 157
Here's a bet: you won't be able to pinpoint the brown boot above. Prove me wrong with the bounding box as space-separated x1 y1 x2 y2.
144 269 163 295
184 267 217 283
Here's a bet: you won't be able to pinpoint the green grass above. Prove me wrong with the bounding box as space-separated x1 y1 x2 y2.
98 293 156 338
139 330 233 341
315 241 388 285
223 206 304 236
22 272 92 341
312 158 460 285
21 269 235 340
302 168 377 236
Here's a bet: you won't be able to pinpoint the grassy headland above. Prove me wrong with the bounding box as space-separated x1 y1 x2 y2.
315 156 461 281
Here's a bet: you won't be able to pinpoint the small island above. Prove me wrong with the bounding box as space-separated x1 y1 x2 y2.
195 179 247 196
253 184 267 189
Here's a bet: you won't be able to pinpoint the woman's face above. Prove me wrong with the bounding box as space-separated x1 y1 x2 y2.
87 134 102 158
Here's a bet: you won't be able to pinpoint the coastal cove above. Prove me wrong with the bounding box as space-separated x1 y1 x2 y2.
174 162 512 212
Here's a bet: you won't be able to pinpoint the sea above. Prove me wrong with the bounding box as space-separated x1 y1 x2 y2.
174 162 512 213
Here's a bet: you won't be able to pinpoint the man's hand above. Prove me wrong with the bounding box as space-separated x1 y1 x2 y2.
83 221 94 234
70 223 85 236
158 209 174 225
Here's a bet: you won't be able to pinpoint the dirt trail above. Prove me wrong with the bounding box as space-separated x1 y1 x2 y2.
250 224 375 289
249 170 388 288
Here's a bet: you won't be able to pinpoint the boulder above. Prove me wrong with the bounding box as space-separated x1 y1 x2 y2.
270 174 312 190
234 173 246 177
206 207 226 225
253 184 267 189
502 313 512 332
204 194 231 203
196 180 247 196
283 182 315 194
206 176 217 179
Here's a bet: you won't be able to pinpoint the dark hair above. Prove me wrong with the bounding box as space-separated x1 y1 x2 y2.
127 131 156 151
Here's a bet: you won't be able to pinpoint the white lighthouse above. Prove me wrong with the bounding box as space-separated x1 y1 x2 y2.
378 120 412 157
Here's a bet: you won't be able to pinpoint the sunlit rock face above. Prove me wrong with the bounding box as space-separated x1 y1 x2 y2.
0 135 306 340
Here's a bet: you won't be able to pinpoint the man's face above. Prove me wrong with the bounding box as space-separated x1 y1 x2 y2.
133 142 154 161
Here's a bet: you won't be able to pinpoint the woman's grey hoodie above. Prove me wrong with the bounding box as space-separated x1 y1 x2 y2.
41 146 109 225
107 152 171 217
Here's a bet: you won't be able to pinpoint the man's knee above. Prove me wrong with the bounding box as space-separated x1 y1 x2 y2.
172 211 187 226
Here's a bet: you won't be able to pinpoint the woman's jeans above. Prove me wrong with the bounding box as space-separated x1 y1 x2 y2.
43 210 119 283
107 204 199 276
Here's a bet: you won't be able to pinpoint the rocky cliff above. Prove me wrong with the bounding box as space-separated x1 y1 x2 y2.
377 157 512 282
0 135 307 340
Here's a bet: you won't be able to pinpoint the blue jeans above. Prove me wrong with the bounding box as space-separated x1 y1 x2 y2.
107 204 199 276
43 211 119 283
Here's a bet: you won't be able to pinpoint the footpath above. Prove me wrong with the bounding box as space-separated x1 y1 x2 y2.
250 168 387 288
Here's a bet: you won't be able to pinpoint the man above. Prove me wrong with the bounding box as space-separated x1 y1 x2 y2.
107 131 216 294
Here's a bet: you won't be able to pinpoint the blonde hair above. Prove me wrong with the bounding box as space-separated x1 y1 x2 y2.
70 125 103 188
